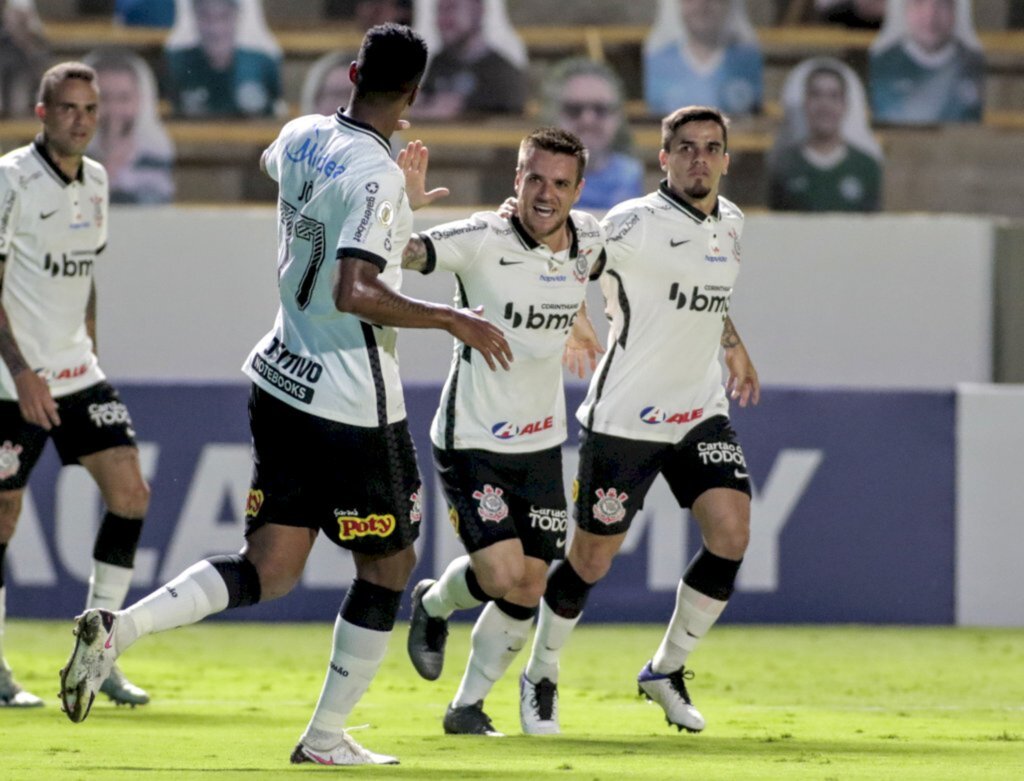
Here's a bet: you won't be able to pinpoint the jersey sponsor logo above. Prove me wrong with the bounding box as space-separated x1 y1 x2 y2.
245 489 264 518
42 252 94 278
284 130 347 180
473 484 509 522
697 441 746 467
87 401 132 429
40 209 57 220
409 490 423 524
41 363 89 382
607 213 640 242
262 337 324 383
353 192 378 244
639 406 703 425
336 512 396 540
669 238 690 247
0 440 24 480
376 200 394 227
366 182 379 194
592 487 628 525
502 302 578 330
251 354 315 404
668 283 730 313
17 171 42 189
498 257 523 266
429 223 487 241
0 191 16 248
490 416 554 440
528 506 567 533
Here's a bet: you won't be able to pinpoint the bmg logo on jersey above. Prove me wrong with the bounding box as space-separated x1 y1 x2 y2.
502 302 578 330
668 283 731 313
43 252 94 278
335 512 396 540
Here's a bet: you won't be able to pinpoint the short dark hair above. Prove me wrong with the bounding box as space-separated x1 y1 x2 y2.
354 23 428 96
517 126 588 184
805 65 847 98
37 62 98 106
661 105 730 152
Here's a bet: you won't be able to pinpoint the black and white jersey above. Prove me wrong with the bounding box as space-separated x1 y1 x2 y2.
420 211 604 453
578 183 745 443
0 140 107 400
243 111 414 427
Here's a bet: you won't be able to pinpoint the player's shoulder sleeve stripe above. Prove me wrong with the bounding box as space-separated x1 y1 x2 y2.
337 246 387 273
418 233 437 274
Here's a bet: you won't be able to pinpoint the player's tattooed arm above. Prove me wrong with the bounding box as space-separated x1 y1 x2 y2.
721 316 760 408
401 235 430 272
86 280 97 355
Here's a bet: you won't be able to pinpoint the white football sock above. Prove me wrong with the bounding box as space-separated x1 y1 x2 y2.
651 580 727 674
524 598 581 684
86 560 134 611
303 615 391 744
452 602 532 707
422 555 482 619
117 560 230 651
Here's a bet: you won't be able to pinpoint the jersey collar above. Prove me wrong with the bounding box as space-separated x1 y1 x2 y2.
510 214 581 258
33 135 85 186
333 111 391 154
657 179 720 224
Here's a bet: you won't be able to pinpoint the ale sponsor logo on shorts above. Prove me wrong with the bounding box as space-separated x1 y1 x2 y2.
473 484 509 522
245 489 264 518
593 487 628 525
335 513 396 540
0 440 24 480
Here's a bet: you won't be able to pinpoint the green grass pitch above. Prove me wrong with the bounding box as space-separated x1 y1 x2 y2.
2 620 1022 779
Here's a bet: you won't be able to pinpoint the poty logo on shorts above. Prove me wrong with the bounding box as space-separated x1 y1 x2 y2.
472 484 509 523
336 513 396 540
0 440 24 481
639 406 704 425
245 489 264 518
88 401 131 428
448 507 460 533
409 490 423 524
593 487 628 525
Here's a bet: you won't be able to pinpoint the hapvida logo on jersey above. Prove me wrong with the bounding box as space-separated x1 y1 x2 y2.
667 283 730 313
502 302 578 330
491 416 554 440
43 252 94 278
473 484 509 522
284 129 347 180
697 441 747 469
335 513 396 541
639 406 704 425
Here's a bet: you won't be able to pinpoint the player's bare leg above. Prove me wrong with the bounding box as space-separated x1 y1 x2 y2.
0 491 43 707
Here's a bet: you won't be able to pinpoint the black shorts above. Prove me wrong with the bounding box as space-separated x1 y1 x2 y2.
244 384 422 555
0 381 138 490
574 415 751 536
432 445 568 562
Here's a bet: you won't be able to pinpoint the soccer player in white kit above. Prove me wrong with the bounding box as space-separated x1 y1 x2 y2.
58 25 511 766
521 106 761 734
403 128 605 736
0 62 151 710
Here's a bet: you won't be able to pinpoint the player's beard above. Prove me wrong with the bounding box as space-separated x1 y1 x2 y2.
684 181 711 200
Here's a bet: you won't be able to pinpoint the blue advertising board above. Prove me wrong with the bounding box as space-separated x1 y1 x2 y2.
5 384 955 624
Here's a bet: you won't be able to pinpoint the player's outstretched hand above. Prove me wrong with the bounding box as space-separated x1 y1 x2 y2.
724 342 760 408
398 140 450 210
563 304 603 379
14 369 60 429
450 306 513 371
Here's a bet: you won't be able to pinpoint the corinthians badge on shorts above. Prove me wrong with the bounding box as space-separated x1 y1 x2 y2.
593 487 629 525
472 484 509 522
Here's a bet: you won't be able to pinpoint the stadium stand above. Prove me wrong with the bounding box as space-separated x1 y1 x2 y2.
1 0 1021 214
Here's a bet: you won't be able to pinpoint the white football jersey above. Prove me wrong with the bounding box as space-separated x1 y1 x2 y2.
577 184 745 443
0 140 107 400
421 211 604 453
243 112 414 426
